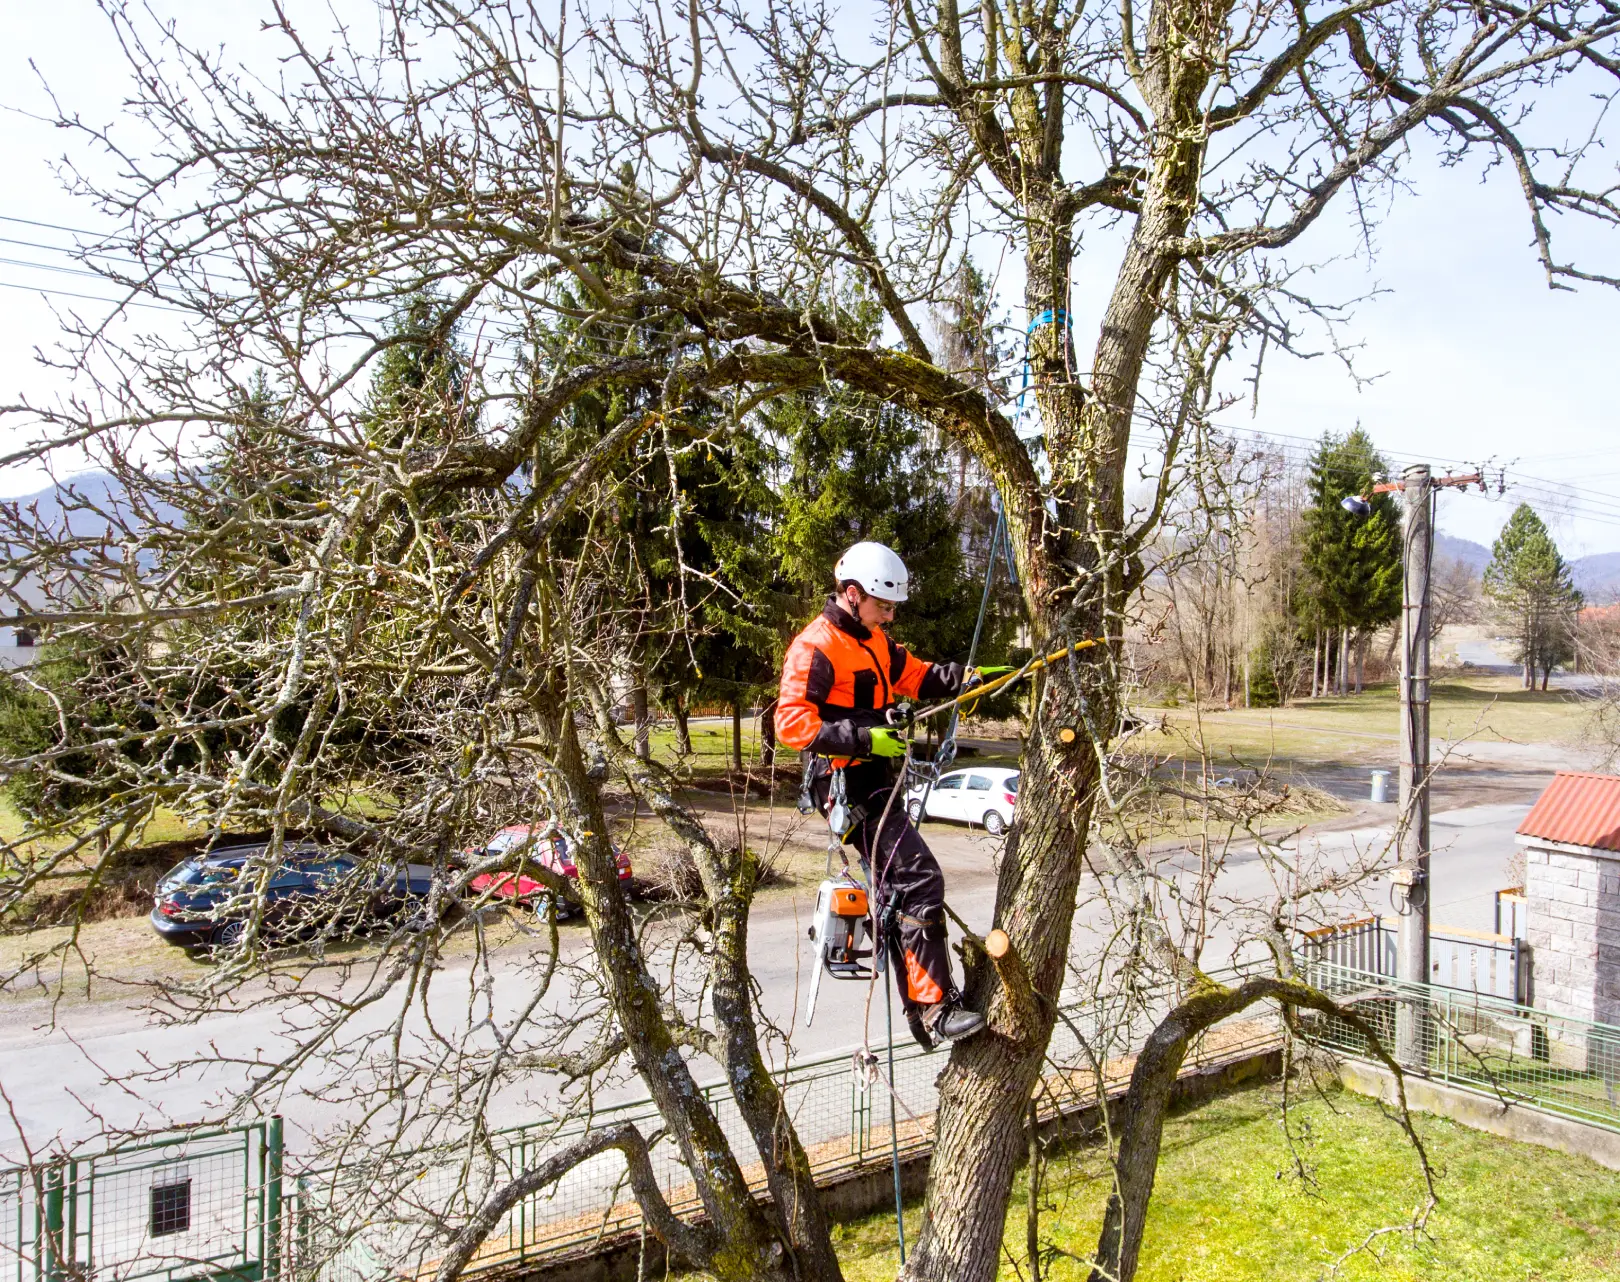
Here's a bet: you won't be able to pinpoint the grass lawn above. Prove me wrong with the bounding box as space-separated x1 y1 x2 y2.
829 1084 1620 1281
1137 674 1590 768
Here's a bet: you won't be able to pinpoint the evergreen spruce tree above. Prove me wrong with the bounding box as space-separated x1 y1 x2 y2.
363 294 470 448
771 387 1006 667
1299 429 1402 693
1485 504 1583 689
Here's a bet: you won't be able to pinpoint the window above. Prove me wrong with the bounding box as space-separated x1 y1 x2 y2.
934 775 963 791
1006 775 1020 794
14 629 34 648
966 775 993 792
150 1178 191 1236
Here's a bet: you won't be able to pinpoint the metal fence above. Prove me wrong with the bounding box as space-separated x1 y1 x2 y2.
1 1121 281 1282
1302 916 1526 1003
1496 888 1527 940
289 974 1281 1282
1299 960 1620 1133
2 971 1282 1282
13 955 1620 1282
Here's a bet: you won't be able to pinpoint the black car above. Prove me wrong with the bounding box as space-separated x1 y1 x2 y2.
150 843 438 949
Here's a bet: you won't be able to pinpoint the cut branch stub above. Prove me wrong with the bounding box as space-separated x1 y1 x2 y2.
985 929 1041 1045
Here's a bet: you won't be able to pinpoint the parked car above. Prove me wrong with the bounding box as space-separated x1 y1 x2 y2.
150 843 437 949
905 768 1020 835
461 825 634 919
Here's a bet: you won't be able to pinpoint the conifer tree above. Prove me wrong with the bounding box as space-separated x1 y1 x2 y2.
1299 429 1402 693
772 388 1007 667
1485 504 1583 689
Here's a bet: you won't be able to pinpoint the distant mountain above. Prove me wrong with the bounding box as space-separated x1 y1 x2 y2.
1434 532 1491 575
1433 530 1620 602
0 470 151 540
0 476 180 547
1572 553 1620 604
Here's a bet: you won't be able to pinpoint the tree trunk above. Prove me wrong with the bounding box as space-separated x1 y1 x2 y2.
596 720 843 1281
759 697 778 767
551 714 785 1279
631 668 651 763
730 700 743 773
1312 629 1321 698
672 694 692 756
1089 1021 1192 1282
906 22 1227 1278
1339 628 1349 697
1356 633 1366 694
902 664 1101 1282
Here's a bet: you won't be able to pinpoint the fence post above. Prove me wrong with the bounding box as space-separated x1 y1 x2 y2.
296 1176 311 1282
265 1118 284 1282
41 1164 64 1282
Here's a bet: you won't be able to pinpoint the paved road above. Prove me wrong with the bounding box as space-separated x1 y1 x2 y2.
0 795 1537 1161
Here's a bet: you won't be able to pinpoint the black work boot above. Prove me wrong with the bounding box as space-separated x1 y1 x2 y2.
924 996 986 1044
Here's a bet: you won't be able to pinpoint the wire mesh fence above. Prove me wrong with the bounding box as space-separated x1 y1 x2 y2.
1 968 1285 1282
285 969 1282 1282
0 1121 281 1282
1299 960 1620 1132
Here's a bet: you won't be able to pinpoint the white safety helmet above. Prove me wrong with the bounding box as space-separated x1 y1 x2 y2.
834 541 909 603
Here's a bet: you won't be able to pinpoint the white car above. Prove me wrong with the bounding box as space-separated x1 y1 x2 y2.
906 767 1020 835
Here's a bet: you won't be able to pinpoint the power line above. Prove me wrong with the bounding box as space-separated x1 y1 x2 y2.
0 278 184 313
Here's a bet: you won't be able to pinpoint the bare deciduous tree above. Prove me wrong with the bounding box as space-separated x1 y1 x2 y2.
3 1 1617 1280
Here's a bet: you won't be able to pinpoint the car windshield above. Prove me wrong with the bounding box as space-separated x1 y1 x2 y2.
486 830 534 853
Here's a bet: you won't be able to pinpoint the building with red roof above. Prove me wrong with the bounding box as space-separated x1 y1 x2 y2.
1516 773 1620 1032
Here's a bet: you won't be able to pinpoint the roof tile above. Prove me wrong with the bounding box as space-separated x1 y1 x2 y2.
1517 772 1620 853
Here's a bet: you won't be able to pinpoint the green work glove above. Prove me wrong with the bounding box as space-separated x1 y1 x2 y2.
968 665 1016 688
866 727 907 758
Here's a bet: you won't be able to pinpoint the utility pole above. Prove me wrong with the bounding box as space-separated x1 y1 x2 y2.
1344 464 1483 1064
1394 463 1432 1066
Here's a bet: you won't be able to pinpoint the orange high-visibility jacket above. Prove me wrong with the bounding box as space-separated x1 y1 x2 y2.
777 600 963 764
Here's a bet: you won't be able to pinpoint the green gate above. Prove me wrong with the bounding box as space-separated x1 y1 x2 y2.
3 1119 282 1282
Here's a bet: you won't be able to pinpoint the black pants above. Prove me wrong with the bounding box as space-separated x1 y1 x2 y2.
813 764 954 1017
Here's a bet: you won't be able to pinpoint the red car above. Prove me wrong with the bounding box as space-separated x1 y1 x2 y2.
463 825 633 919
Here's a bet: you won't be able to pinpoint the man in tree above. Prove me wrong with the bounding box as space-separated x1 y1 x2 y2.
776 541 990 1049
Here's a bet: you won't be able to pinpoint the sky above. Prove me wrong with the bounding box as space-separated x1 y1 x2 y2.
1 2 1617 556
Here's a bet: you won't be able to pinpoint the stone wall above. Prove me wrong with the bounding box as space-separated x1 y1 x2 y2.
1523 840 1620 1026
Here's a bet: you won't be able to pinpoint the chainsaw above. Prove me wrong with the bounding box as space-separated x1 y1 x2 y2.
803 874 878 1026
